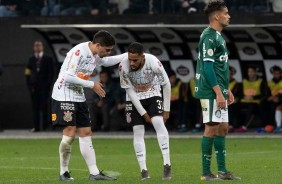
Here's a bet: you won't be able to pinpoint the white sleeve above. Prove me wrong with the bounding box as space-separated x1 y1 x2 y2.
152 56 171 111
99 53 128 67
64 49 94 88
126 88 146 116
64 73 94 88
162 82 171 111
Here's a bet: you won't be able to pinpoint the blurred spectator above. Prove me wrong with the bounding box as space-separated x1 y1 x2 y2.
235 66 269 132
114 0 129 14
51 0 93 16
25 40 54 132
152 0 173 14
0 0 18 17
264 65 282 132
90 0 110 15
172 0 206 14
41 0 57 16
17 0 44 16
227 66 242 132
166 70 187 132
271 0 282 13
109 87 130 131
92 70 119 131
123 0 150 14
186 77 202 133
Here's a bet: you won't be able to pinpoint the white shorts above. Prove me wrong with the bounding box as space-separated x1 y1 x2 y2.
200 99 229 123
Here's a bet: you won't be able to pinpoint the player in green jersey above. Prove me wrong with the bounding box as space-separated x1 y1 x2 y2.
195 0 240 181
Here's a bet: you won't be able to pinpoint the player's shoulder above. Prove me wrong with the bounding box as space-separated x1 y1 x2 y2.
201 27 217 39
119 56 129 72
68 42 89 55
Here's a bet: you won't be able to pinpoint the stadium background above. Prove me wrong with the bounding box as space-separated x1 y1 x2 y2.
0 13 281 129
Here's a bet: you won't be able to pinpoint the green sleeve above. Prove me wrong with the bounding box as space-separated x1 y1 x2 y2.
203 61 218 87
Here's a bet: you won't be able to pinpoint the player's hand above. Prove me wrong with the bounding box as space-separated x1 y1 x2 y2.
227 90 234 105
143 113 151 124
93 82 106 98
216 93 226 110
163 111 170 123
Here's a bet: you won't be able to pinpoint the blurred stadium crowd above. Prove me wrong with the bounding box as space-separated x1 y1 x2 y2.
0 0 280 17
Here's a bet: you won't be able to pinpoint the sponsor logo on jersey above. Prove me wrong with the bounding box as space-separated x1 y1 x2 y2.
207 49 214 56
126 112 132 123
77 72 90 80
219 53 228 62
52 114 57 121
195 73 200 80
203 43 206 57
126 103 132 111
60 103 75 111
75 50 80 56
63 111 73 122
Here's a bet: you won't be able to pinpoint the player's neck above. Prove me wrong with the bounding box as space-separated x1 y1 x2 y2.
209 23 223 32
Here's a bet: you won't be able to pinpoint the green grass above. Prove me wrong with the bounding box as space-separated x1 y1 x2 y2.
0 138 281 184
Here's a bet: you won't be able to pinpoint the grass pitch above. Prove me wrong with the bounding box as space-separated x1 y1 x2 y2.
0 137 281 184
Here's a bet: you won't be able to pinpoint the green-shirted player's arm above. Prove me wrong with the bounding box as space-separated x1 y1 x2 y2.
203 61 218 87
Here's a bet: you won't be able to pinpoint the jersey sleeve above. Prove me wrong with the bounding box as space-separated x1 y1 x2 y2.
119 62 132 89
99 53 128 67
153 58 169 86
64 49 94 88
201 35 216 63
64 49 82 76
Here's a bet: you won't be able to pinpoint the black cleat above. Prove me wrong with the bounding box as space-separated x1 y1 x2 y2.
59 171 74 181
163 164 172 180
141 169 150 180
217 171 241 180
89 171 116 180
201 173 222 181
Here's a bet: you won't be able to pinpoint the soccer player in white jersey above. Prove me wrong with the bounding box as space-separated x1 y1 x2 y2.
119 42 172 180
51 30 126 181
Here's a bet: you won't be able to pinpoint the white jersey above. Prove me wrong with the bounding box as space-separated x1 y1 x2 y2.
52 42 126 102
119 53 169 101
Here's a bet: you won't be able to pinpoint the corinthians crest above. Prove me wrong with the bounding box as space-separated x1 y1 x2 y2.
63 111 73 122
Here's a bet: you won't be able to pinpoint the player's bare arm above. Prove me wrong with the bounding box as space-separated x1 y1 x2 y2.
163 111 170 123
227 90 234 105
93 82 106 97
143 113 151 123
213 85 226 109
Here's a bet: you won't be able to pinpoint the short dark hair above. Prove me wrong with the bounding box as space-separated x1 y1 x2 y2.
204 0 227 17
128 42 144 55
92 30 115 47
270 65 281 73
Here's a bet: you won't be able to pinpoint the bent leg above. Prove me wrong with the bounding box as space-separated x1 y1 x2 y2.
151 116 171 166
133 125 147 171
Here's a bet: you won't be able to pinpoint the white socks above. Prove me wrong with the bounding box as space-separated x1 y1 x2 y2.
79 136 100 175
275 110 282 127
152 116 171 166
59 135 74 175
133 125 147 171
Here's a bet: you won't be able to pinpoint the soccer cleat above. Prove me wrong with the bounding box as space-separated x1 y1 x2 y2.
217 171 241 180
89 171 116 180
59 171 74 181
163 164 172 180
200 173 222 181
274 126 282 133
141 169 150 180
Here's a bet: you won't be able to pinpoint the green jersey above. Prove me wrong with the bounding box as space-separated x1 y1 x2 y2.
195 27 229 99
